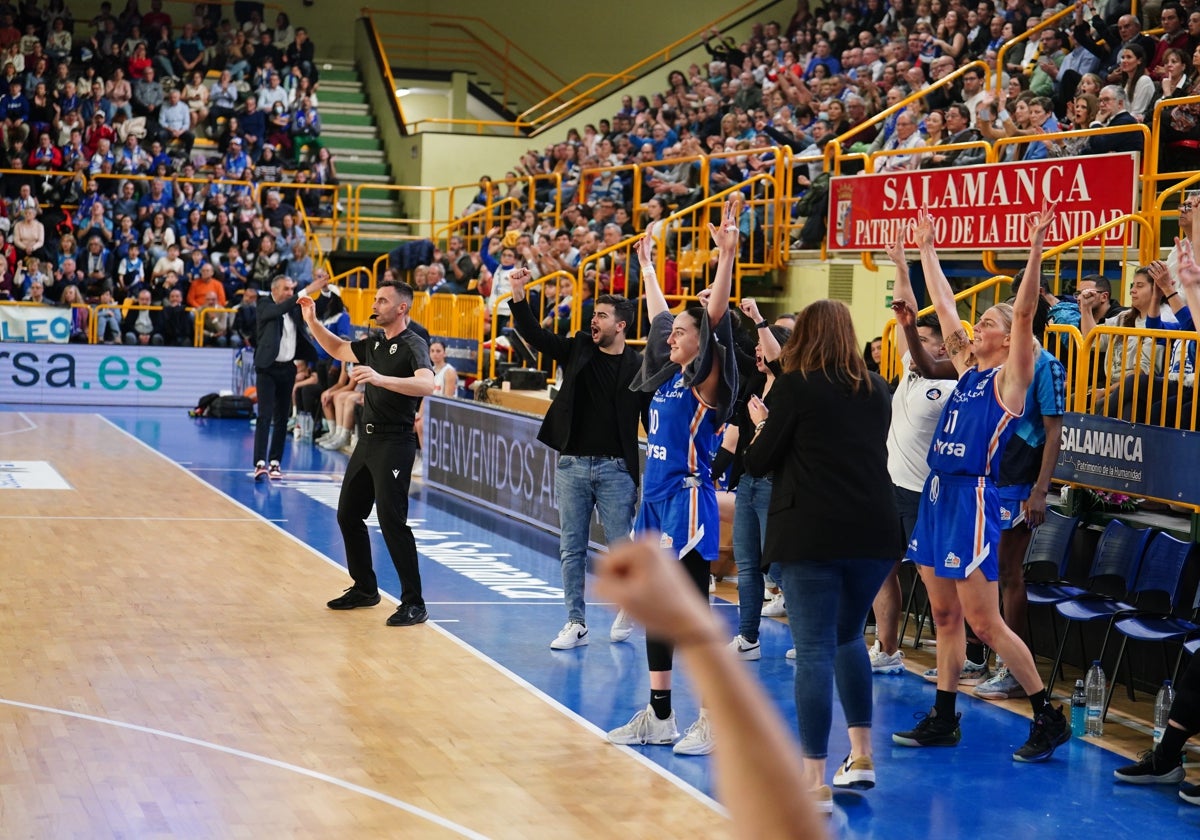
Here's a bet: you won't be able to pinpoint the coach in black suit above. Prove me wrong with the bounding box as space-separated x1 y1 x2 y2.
252 273 323 480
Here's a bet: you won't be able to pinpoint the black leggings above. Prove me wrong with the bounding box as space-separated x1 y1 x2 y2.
646 549 711 672
1172 650 1200 734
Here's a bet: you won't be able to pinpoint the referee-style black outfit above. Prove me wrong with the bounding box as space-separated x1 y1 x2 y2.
338 326 432 624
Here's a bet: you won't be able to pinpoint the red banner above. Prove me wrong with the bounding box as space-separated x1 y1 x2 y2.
827 153 1139 252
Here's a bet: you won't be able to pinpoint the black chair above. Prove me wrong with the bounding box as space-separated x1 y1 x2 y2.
1020 509 1080 665
1108 534 1199 713
1044 520 1154 696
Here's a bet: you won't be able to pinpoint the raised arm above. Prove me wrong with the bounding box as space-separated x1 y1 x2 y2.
999 201 1057 411
884 225 915 358
705 196 739 326
596 538 826 840
738 297 781 361
914 208 971 376
637 232 670 320
298 294 355 363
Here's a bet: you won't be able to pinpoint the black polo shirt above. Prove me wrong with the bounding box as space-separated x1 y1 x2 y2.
351 327 432 427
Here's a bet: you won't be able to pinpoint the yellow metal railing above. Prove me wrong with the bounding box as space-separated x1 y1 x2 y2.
486 270 579 380
370 0 769 134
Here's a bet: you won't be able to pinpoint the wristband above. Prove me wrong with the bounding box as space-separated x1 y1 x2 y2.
1166 292 1179 301
755 319 768 329
755 420 767 432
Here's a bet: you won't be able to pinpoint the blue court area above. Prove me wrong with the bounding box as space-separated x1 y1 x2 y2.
19 404 1199 837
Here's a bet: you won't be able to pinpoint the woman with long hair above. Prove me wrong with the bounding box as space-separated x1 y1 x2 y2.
1159 45 1200 170
742 297 900 814
59 281 90 341
1116 44 1155 121
606 198 740 758
721 298 788 659
891 202 1070 763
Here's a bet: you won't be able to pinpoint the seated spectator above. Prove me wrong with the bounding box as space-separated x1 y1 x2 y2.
284 241 313 289
158 87 194 154
151 241 184 288
182 69 209 129
81 235 113 298
117 241 145 291
231 284 258 345
160 286 193 346
142 210 175 262
186 261 225 308
11 206 42 261
94 288 122 343
200 290 232 347
874 111 924 171
1081 84 1144 155
122 287 165 345
239 95 265 158
247 234 279 289
58 283 91 342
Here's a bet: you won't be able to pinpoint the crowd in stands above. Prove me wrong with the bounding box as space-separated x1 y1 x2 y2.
0 0 341 346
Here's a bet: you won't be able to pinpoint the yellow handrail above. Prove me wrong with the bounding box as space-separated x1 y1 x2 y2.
994 5 1079 93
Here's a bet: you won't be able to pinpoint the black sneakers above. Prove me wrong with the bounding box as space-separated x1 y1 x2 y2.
326 588 382 610
1013 705 1070 762
893 708 962 747
387 603 429 626
1113 746 1186 784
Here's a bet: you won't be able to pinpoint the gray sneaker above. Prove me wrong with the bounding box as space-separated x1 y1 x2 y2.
974 666 1027 700
922 659 990 686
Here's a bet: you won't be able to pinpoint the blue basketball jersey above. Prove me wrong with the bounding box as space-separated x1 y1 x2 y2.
926 366 1021 478
642 371 718 503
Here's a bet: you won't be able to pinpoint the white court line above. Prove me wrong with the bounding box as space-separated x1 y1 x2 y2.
0 697 490 840
0 411 38 436
96 414 726 817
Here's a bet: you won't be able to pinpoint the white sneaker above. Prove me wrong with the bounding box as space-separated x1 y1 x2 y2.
785 647 796 660
728 634 762 661
709 575 716 593
607 705 678 745
762 592 787 617
673 710 714 755
610 609 634 642
549 621 589 650
869 640 906 675
318 430 348 449
832 754 876 790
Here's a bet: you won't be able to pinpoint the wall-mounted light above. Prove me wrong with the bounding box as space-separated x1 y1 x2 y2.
394 87 410 97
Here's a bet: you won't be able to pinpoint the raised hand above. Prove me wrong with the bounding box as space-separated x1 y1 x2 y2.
1147 259 1174 295
913 209 936 250
297 293 316 323
707 195 742 254
1026 199 1058 241
746 394 769 426
738 297 763 323
636 232 654 268
885 223 910 265
1176 237 1200 288
508 266 530 297
891 298 916 328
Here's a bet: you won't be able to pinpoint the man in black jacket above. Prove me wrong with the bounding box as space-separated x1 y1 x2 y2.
508 266 645 650
252 273 323 480
1082 85 1144 156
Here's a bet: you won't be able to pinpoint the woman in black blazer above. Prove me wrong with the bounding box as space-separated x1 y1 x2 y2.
742 299 902 815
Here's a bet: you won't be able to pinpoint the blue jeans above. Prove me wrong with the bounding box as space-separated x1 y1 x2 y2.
733 474 772 641
779 557 893 759
555 455 637 624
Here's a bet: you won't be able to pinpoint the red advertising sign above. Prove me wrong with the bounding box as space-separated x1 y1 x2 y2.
827 153 1139 251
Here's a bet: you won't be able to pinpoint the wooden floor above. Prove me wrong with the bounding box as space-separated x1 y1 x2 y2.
0 413 728 838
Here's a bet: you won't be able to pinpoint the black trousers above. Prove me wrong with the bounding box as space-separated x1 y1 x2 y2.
337 430 423 607
254 361 295 464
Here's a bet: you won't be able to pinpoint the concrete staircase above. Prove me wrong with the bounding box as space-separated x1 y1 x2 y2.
318 61 407 253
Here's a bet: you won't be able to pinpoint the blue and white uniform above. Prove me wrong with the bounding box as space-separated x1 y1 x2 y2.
997 348 1066 529
906 365 1022 580
637 370 721 560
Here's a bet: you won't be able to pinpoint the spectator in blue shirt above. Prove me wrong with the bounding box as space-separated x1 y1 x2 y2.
804 40 841 80
0 79 30 147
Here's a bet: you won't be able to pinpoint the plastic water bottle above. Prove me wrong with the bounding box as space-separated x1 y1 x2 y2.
1154 680 1175 746
295 411 313 442
1085 660 1105 736
1071 679 1087 738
